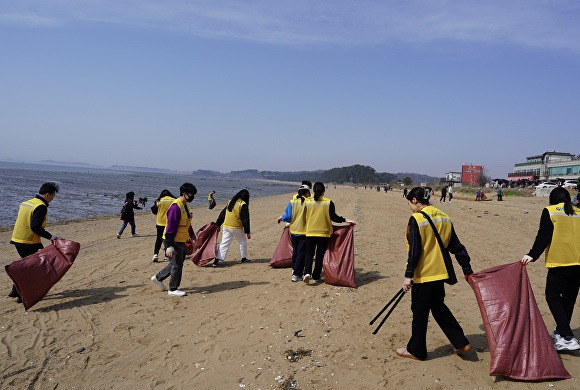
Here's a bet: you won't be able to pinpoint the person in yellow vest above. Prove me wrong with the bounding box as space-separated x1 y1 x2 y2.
151 189 176 262
150 183 196 297
521 187 580 351
396 187 473 361
9 182 61 303
299 182 355 284
277 183 311 282
213 189 251 267
208 191 216 209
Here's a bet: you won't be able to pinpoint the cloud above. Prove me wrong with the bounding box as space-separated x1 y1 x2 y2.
1 0 579 51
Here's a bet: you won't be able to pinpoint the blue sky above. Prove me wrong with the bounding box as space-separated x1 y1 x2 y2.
1 1 579 179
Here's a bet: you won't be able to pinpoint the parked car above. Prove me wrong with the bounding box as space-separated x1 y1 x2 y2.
536 182 558 189
562 180 578 189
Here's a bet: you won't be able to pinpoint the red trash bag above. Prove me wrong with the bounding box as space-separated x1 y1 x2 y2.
322 224 356 288
467 262 571 380
5 238 81 310
269 226 293 268
185 226 196 255
191 222 219 266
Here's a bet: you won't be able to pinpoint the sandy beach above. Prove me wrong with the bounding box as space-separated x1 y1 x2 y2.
1 186 578 389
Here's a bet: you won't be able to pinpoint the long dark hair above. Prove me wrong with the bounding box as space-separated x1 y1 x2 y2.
228 189 250 211
313 182 325 201
156 189 175 201
406 187 432 205
297 188 310 204
549 187 575 215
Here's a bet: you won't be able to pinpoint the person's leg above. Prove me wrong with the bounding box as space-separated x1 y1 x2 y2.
216 227 234 261
561 266 580 330
546 267 576 338
301 237 316 277
293 236 307 277
231 228 248 259
291 234 300 271
430 282 470 350
168 243 186 291
312 237 329 280
129 221 136 235
153 225 164 258
406 283 431 360
10 244 44 299
118 221 128 235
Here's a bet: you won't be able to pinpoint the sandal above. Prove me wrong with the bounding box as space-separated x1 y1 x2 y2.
395 347 420 360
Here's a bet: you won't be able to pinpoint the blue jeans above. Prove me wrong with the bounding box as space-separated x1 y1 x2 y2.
118 220 136 236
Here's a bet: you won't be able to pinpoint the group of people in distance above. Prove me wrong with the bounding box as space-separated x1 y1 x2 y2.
6 181 580 360
278 181 355 284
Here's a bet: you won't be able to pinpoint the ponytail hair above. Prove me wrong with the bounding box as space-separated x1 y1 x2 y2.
549 187 575 215
228 189 250 211
313 182 325 201
406 186 432 205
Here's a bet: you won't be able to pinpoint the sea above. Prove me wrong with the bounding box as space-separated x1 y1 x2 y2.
0 162 297 227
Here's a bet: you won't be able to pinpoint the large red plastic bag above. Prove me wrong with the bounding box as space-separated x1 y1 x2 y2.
269 226 293 268
191 222 219 266
323 224 356 288
467 262 570 380
5 239 81 310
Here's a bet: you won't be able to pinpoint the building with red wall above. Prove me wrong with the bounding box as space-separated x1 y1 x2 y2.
462 164 483 185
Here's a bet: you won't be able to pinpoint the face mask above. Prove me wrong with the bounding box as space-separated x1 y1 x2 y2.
185 194 195 203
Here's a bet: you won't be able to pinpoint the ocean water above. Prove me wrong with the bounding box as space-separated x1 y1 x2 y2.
0 162 297 227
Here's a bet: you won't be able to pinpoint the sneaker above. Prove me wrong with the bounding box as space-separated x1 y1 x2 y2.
291 275 301 282
212 259 220 267
312 278 323 284
240 258 251 263
152 254 159 262
132 233 139 237
553 332 580 351
15 296 22 304
303 274 312 283
163 257 169 262
116 234 121 239
150 275 166 291
168 289 186 297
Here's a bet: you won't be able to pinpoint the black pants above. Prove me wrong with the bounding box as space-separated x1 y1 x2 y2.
407 281 469 360
546 265 580 338
291 234 306 275
303 236 329 280
153 225 165 255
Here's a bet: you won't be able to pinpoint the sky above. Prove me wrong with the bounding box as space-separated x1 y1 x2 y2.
1 1 579 179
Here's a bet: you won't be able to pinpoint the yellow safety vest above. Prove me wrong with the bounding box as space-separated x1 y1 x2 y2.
223 199 246 229
289 197 309 235
305 196 332 237
11 197 47 244
163 198 192 243
544 203 580 268
155 196 175 227
406 205 453 283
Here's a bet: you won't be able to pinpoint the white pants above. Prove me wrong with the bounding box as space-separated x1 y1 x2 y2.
216 227 247 260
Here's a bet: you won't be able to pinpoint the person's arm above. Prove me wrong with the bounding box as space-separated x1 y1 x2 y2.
279 202 293 223
240 204 251 234
164 204 181 248
329 201 346 223
404 217 422 278
215 207 226 227
447 227 473 275
527 208 553 260
30 205 54 240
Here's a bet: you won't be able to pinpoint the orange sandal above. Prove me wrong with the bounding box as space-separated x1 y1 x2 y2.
395 347 420 360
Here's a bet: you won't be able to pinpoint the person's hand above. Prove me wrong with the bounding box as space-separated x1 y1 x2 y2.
277 217 282 224
464 272 473 281
246 233 251 239
402 277 413 292
521 255 534 265
166 246 175 259
50 235 59 241
346 219 356 225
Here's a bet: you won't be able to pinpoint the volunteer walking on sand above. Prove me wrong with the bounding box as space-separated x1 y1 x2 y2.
9 182 61 303
396 187 474 361
151 189 176 262
213 189 251 267
150 183 197 297
521 187 580 351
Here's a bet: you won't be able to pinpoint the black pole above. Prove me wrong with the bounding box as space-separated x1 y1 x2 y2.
369 288 404 325
372 290 406 335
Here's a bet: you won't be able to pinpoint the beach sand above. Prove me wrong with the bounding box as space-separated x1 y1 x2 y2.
1 187 578 389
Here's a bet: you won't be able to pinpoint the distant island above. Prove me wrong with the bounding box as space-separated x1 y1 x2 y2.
0 160 438 185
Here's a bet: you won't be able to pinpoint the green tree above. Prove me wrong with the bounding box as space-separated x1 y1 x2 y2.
403 176 412 185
